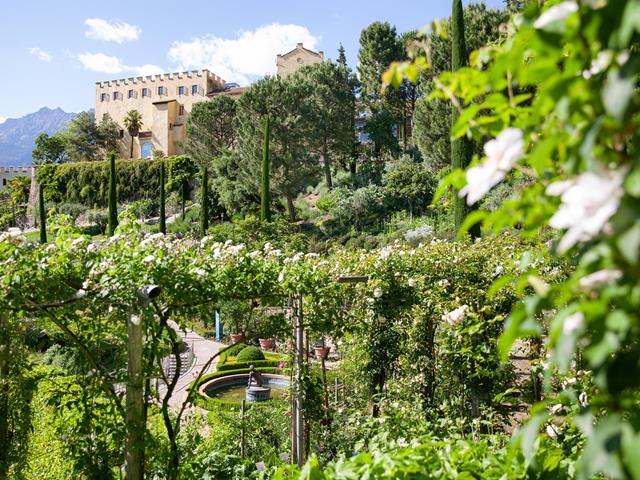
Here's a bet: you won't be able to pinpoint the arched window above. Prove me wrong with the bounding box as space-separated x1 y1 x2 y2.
141 142 153 159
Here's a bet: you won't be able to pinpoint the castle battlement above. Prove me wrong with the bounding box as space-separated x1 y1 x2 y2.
96 69 225 88
0 166 32 174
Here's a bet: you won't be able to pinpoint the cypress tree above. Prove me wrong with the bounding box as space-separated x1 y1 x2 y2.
38 186 47 244
451 0 480 238
107 152 118 236
260 116 271 222
199 165 208 236
159 160 166 234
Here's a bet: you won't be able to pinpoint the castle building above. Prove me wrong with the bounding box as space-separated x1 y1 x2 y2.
276 43 324 78
95 70 241 158
95 44 323 159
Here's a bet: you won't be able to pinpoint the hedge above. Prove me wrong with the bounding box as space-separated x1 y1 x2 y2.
188 366 285 412
216 359 283 372
37 155 193 206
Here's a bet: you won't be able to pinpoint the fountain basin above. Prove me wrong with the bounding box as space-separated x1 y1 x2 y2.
199 373 289 404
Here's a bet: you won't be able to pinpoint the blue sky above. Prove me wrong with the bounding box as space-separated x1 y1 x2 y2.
0 0 505 121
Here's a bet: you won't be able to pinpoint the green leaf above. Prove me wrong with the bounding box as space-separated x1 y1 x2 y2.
624 168 640 198
513 412 547 465
577 415 625 479
621 425 640 480
499 301 542 361
616 221 640 265
527 275 549 297
602 69 635 121
458 210 487 238
584 331 620 368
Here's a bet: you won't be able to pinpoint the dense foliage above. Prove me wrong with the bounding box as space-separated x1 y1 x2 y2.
387 0 640 476
37 155 195 206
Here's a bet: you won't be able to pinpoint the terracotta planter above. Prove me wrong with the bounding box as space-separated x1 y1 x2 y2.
230 333 245 344
259 338 274 350
314 346 330 360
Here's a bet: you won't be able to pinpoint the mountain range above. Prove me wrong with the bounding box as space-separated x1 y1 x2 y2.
0 107 76 167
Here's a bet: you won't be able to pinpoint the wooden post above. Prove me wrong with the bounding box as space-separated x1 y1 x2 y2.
125 314 144 480
294 295 305 467
0 312 9 478
334 377 339 404
240 400 246 459
288 298 297 466
321 356 329 427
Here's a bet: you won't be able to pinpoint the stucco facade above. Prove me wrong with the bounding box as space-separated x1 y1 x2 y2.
276 43 324 78
0 166 33 192
95 70 226 158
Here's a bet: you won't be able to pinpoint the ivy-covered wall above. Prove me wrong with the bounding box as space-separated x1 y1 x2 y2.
37 156 190 206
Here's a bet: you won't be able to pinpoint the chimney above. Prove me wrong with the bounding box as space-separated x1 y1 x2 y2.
296 43 303 48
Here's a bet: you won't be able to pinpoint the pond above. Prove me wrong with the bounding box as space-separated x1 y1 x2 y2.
209 384 288 403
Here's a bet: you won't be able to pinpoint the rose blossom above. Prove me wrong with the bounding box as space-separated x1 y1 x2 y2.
442 305 468 326
459 128 524 205
534 1 578 29
547 169 624 253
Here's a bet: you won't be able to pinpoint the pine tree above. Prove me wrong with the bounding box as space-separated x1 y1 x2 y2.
260 116 271 222
337 44 347 68
451 0 480 238
38 186 47 243
159 160 166 234
107 152 118 236
199 165 209 236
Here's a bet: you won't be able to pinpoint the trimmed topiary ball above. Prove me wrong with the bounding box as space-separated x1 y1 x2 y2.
236 346 265 362
224 342 247 357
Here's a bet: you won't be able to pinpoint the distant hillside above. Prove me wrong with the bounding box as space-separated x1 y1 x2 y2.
0 107 76 167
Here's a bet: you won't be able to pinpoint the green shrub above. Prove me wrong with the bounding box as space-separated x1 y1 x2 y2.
57 202 87 219
236 346 265 363
217 342 247 364
206 215 308 252
125 199 154 220
85 208 108 234
42 344 84 374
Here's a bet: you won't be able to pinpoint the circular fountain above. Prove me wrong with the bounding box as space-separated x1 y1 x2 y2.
198 368 289 406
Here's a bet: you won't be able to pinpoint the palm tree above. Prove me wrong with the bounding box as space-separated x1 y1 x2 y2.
123 110 143 159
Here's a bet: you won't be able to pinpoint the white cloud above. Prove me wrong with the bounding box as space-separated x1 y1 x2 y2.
78 52 127 74
134 64 165 76
28 47 52 62
167 23 320 84
78 52 163 77
84 18 141 44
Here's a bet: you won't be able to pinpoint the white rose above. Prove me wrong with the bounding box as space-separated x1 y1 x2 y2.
578 269 622 291
534 1 578 29
442 305 468 326
562 312 584 335
459 128 524 205
547 169 624 253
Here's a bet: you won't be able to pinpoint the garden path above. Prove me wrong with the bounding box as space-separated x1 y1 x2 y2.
504 339 534 433
159 321 226 407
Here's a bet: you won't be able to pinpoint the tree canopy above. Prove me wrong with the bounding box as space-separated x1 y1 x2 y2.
184 95 237 168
